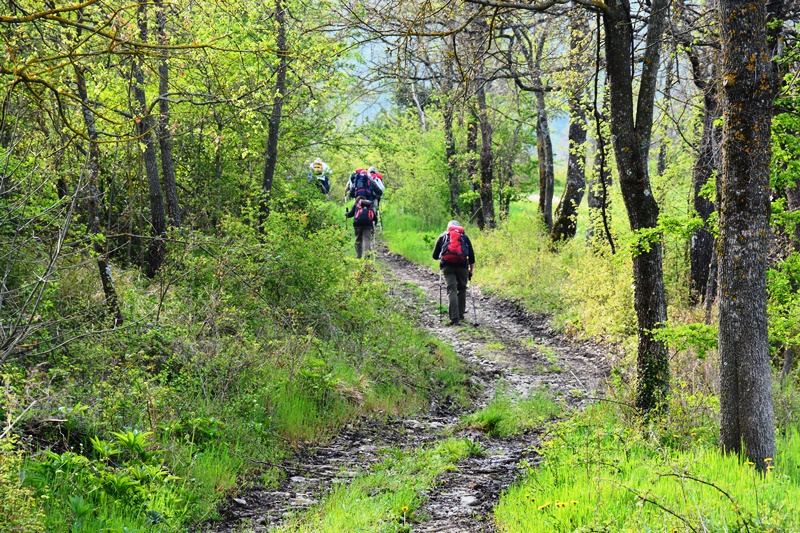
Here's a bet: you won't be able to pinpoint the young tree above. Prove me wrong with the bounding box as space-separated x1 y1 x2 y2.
155 0 181 228
674 0 721 304
75 62 124 325
260 0 289 220
552 10 591 242
131 2 167 278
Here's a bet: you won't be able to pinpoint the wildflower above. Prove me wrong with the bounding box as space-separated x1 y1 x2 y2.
571 500 578 505
556 501 567 507
765 458 773 463
745 461 755 466
538 501 551 510
401 506 409 512
766 465 775 471
673 434 680 438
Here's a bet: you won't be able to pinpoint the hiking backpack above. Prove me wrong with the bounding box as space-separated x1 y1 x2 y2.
370 174 385 198
349 169 374 200
440 226 469 264
354 199 376 226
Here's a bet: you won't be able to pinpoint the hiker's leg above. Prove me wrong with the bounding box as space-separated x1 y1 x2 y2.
362 226 373 258
354 226 364 258
442 267 460 323
455 267 469 319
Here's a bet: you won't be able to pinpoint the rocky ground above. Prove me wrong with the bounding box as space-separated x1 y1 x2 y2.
211 248 609 532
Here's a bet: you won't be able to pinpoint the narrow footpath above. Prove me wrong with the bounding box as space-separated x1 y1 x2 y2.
212 248 608 532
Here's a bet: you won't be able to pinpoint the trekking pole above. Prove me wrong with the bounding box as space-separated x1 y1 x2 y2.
471 279 478 327
439 272 443 323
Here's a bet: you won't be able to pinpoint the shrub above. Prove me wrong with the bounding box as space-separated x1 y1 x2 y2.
0 439 45 533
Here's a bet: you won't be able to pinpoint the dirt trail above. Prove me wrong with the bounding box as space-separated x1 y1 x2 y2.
212 249 608 532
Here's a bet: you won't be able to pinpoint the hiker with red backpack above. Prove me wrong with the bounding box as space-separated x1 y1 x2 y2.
432 221 475 325
345 196 377 259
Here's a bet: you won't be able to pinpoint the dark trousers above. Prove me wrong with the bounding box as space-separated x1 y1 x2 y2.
442 265 469 322
354 225 372 258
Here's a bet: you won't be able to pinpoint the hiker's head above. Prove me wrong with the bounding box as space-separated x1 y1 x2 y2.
447 220 461 229
368 166 377 174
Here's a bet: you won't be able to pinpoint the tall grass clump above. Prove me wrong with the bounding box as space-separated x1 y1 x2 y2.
471 213 570 314
462 388 563 438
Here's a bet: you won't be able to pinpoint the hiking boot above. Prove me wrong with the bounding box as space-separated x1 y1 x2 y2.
449 318 460 326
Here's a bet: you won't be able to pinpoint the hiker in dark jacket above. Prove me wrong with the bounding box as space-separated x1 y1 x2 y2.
345 196 376 259
432 220 475 325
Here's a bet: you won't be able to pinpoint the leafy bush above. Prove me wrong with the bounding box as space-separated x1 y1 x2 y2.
0 439 45 533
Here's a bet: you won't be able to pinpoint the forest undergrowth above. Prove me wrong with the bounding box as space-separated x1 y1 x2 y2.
0 185 470 533
380 196 800 532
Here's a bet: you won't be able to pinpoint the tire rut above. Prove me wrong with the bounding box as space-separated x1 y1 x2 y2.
210 248 608 532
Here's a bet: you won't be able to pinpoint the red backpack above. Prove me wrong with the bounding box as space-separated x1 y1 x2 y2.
354 199 375 226
441 226 469 263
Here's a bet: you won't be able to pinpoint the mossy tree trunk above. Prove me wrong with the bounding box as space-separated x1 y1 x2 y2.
717 0 776 470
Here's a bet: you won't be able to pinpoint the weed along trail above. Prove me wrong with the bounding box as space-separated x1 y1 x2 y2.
212 249 608 532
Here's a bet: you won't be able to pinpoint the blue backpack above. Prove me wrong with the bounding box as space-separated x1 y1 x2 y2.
349 170 374 200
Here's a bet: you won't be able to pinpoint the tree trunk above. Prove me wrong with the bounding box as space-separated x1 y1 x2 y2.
603 0 669 411
132 2 166 279
76 63 123 325
656 57 674 177
410 80 427 132
499 158 513 220
551 102 586 242
717 0 776 469
690 91 721 303
476 82 495 229
467 112 484 228
552 11 589 242
156 0 181 228
260 0 288 221
535 90 554 231
443 103 461 217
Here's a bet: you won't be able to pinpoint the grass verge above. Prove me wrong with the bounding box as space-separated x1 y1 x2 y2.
494 400 800 532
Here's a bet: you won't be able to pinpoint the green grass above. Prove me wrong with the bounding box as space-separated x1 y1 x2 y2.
277 437 482 532
494 402 800 532
380 204 443 267
462 389 563 438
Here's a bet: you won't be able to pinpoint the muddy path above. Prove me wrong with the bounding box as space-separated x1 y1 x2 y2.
211 248 608 532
